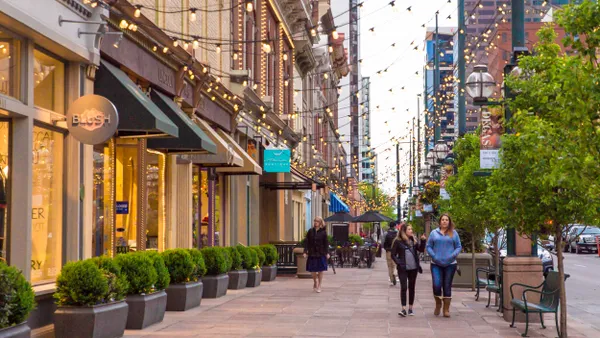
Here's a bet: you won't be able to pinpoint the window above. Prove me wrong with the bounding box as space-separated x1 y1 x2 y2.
92 142 114 257
114 139 139 254
0 121 9 262
31 124 64 285
145 150 166 251
502 33 508 43
34 49 65 113
0 28 21 100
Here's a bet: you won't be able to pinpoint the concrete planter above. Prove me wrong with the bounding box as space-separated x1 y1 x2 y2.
54 300 128 338
261 265 277 281
125 290 167 329
202 274 229 298
165 281 203 311
453 253 493 288
246 269 262 287
293 247 311 279
228 270 248 290
0 322 30 338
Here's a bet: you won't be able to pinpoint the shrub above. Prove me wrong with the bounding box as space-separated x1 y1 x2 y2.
251 246 266 267
259 245 279 266
91 256 128 302
187 249 207 279
161 249 195 284
201 247 229 275
144 251 170 290
115 252 158 295
248 248 259 268
0 262 35 328
54 260 109 306
225 246 242 270
348 234 364 246
236 245 254 270
221 247 233 272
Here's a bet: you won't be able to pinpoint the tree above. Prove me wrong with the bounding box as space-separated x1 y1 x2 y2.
357 182 396 232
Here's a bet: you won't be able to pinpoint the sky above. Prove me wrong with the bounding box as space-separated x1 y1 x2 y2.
356 0 457 199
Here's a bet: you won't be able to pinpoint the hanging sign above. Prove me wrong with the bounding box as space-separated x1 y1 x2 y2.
116 201 129 214
67 94 119 145
480 106 503 169
263 149 291 173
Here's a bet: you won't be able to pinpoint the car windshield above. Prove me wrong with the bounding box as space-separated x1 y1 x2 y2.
582 227 600 235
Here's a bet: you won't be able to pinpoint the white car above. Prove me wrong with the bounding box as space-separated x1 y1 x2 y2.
567 226 600 254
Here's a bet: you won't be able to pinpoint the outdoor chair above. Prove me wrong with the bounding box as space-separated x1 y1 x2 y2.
509 271 568 337
476 260 503 310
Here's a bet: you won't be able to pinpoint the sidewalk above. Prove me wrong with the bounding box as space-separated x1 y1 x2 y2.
124 258 599 338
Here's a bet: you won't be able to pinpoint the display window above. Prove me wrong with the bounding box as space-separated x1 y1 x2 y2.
0 121 9 263
31 124 64 285
145 150 165 251
114 139 139 254
192 167 220 248
0 28 21 101
33 49 65 113
92 141 114 257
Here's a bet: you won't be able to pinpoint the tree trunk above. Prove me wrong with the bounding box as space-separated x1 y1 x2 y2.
555 227 568 338
471 230 476 291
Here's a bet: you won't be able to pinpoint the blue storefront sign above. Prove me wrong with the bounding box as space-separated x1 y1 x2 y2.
263 149 291 173
116 201 129 214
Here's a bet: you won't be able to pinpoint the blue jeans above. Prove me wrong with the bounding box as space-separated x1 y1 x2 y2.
431 263 457 298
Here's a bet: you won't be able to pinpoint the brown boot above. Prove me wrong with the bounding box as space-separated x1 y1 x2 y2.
443 297 452 317
434 296 443 316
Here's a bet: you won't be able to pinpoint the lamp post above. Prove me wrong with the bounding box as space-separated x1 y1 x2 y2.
465 65 496 106
433 140 449 164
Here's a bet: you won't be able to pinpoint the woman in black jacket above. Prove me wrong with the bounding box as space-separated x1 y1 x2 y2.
391 223 427 317
303 217 330 293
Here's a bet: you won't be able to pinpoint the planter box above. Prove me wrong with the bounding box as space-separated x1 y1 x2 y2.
228 270 248 290
293 247 311 279
54 301 128 338
0 322 30 338
453 253 493 288
125 290 167 329
246 269 262 287
165 281 203 311
261 265 277 282
202 274 229 298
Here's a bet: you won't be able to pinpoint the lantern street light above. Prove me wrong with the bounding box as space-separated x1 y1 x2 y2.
433 140 449 163
418 172 426 186
466 64 495 105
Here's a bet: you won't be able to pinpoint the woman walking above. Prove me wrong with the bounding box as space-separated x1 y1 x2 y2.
391 223 427 317
426 214 462 317
303 217 330 293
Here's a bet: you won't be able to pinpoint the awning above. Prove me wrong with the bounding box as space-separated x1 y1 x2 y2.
216 130 262 175
180 118 243 167
329 192 350 213
260 166 325 190
94 60 178 137
146 91 217 154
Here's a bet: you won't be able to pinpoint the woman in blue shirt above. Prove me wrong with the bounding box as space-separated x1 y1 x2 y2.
426 214 462 317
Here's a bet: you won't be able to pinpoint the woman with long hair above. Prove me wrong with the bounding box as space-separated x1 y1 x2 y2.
303 217 330 293
426 214 462 317
391 223 427 317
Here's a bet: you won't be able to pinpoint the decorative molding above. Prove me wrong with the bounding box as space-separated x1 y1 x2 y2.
56 0 93 19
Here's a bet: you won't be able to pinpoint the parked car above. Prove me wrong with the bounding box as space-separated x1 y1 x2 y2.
485 230 554 276
566 226 600 254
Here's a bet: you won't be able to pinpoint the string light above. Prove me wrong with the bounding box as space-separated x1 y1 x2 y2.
134 5 142 18
190 9 197 22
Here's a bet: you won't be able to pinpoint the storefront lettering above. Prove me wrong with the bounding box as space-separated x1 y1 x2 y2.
32 208 45 219
72 108 111 131
31 260 42 270
158 68 174 89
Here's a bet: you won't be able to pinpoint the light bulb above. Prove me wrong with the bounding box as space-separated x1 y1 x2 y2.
233 53 238 60
216 44 221 53
246 0 253 12
332 29 339 40
163 46 169 53
173 40 179 47
284 80 289 87
310 28 317 37
134 6 141 18
328 46 333 53
242 80 248 87
119 20 128 29
183 42 189 50
190 9 197 22
262 43 271 54
283 53 288 61
193 40 199 49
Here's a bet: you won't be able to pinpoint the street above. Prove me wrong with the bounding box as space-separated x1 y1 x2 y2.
561 252 600 331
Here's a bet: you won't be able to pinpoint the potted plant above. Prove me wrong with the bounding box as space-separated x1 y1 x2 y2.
246 247 262 287
0 262 35 338
236 245 256 287
54 259 128 338
115 251 168 330
260 245 279 282
226 246 247 290
200 247 230 298
162 249 203 311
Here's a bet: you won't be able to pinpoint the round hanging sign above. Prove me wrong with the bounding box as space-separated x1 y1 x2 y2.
66 94 119 145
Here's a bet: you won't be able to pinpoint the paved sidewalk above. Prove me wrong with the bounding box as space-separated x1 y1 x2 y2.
124 258 599 338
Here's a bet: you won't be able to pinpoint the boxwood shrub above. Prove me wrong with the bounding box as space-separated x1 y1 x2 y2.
91 256 128 302
259 245 279 266
0 262 35 328
225 246 242 271
221 247 233 272
115 252 158 295
161 249 195 284
54 260 110 306
144 251 170 290
251 246 266 267
200 247 228 275
236 245 254 270
187 249 207 280
248 247 259 269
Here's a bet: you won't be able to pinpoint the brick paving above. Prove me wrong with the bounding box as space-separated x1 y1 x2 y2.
124 257 600 338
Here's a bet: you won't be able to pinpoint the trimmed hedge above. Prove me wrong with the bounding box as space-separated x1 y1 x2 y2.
115 252 158 295
221 247 233 272
54 260 110 306
201 247 229 275
187 249 207 279
144 251 170 290
236 245 254 270
250 246 265 267
259 245 279 266
225 246 243 270
91 256 128 302
0 262 35 328
161 249 195 284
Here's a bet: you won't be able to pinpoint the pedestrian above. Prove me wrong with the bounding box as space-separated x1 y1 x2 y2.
303 217 330 293
383 221 399 285
426 214 462 317
391 223 427 317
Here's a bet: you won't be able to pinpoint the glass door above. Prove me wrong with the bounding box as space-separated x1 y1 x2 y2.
114 140 139 253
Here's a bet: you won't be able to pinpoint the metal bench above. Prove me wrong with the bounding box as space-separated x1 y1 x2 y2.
271 242 298 275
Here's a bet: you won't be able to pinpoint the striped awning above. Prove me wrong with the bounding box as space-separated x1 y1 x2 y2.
329 192 350 213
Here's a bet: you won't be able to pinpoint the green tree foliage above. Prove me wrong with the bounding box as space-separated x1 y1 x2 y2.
358 182 396 228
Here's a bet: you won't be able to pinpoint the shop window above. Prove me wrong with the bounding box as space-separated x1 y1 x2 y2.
31 125 64 285
33 49 65 113
114 140 139 253
92 142 114 257
0 121 9 262
0 29 21 100
145 150 165 251
192 166 201 248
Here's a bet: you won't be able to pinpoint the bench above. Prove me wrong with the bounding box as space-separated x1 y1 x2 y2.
475 264 502 310
272 243 298 275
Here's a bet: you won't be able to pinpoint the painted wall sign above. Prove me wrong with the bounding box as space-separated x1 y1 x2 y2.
67 94 118 145
116 201 129 214
263 149 291 173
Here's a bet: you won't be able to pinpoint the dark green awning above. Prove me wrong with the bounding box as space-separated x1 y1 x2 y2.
94 60 178 137
147 91 217 154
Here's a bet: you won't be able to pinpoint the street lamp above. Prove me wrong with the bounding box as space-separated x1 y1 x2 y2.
466 64 495 105
433 140 449 163
418 172 426 186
